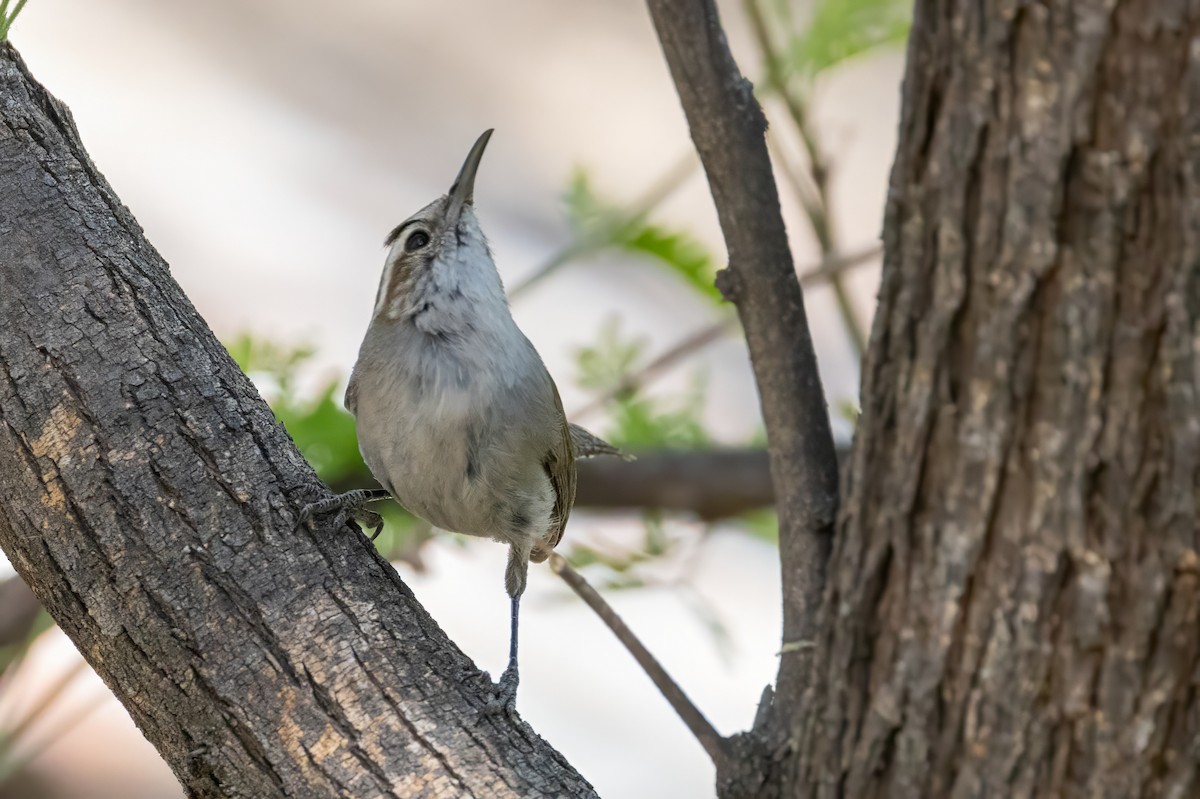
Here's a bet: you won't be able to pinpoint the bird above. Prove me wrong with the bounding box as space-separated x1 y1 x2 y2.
301 129 620 714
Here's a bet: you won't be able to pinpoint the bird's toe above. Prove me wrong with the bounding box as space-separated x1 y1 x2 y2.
477 667 520 721
352 508 385 540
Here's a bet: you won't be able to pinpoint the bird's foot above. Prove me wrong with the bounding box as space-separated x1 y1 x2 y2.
297 488 390 540
478 664 520 720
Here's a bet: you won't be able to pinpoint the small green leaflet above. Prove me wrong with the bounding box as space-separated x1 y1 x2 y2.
564 170 721 304
788 0 911 79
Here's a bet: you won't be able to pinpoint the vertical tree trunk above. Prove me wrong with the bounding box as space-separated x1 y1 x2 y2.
796 1 1200 796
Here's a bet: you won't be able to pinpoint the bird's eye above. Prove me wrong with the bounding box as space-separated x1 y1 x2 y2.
405 230 430 252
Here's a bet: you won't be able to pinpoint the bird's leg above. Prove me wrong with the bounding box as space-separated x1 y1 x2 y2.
481 545 529 717
298 488 392 540
494 593 521 705
480 593 521 717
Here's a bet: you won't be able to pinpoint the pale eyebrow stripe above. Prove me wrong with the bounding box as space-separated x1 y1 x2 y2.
374 230 426 318
373 255 396 317
384 219 423 247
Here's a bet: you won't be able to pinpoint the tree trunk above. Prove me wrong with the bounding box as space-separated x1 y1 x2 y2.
795 1 1200 796
0 43 595 799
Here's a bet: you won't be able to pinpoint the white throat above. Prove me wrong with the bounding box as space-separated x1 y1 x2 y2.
375 209 511 339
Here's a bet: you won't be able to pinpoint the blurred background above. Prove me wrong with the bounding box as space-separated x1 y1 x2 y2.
0 1 906 797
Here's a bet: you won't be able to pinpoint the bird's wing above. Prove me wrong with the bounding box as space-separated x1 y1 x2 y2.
534 380 575 560
344 369 360 414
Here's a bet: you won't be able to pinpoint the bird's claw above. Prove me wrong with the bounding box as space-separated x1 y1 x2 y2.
297 488 389 540
355 508 385 540
478 665 520 721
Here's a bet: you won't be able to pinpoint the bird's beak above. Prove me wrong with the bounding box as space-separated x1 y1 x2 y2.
444 129 493 232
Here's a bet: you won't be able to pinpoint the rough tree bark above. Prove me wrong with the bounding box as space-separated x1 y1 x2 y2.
0 43 595 799
796 1 1200 797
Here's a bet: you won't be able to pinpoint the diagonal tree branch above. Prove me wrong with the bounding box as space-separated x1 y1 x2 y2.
645 0 841 756
0 43 594 799
547 553 729 770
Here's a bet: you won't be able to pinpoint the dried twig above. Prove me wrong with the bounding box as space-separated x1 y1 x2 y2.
570 244 880 422
547 553 729 769
743 0 868 357
3 659 89 746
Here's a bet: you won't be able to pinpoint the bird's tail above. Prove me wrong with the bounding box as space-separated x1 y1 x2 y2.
568 423 629 460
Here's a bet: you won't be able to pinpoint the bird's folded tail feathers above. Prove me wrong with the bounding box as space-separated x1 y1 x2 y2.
568 423 630 461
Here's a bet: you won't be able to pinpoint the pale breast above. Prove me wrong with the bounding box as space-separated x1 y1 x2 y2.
349 322 557 545
354 364 481 533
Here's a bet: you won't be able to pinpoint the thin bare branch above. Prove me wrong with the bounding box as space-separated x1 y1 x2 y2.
571 318 735 421
547 553 729 770
744 0 868 357
4 659 89 747
570 244 880 422
800 243 881 286
645 0 841 735
334 448 774 519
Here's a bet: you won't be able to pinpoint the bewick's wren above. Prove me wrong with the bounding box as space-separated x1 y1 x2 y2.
302 129 618 713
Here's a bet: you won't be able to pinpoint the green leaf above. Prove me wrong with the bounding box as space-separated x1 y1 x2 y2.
573 317 647 393
561 516 673 589
563 170 622 243
572 319 712 450
642 512 669 557
789 0 911 78
740 508 779 543
225 333 316 396
566 543 650 575
224 334 364 486
564 171 719 303
746 426 769 449
273 382 363 484
0 0 30 42
624 224 721 303
607 380 711 451
835 398 861 426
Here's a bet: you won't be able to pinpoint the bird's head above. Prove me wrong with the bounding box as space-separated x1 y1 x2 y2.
373 129 498 321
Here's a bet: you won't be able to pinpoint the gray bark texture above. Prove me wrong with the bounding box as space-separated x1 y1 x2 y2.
0 43 596 799
795 1 1200 796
